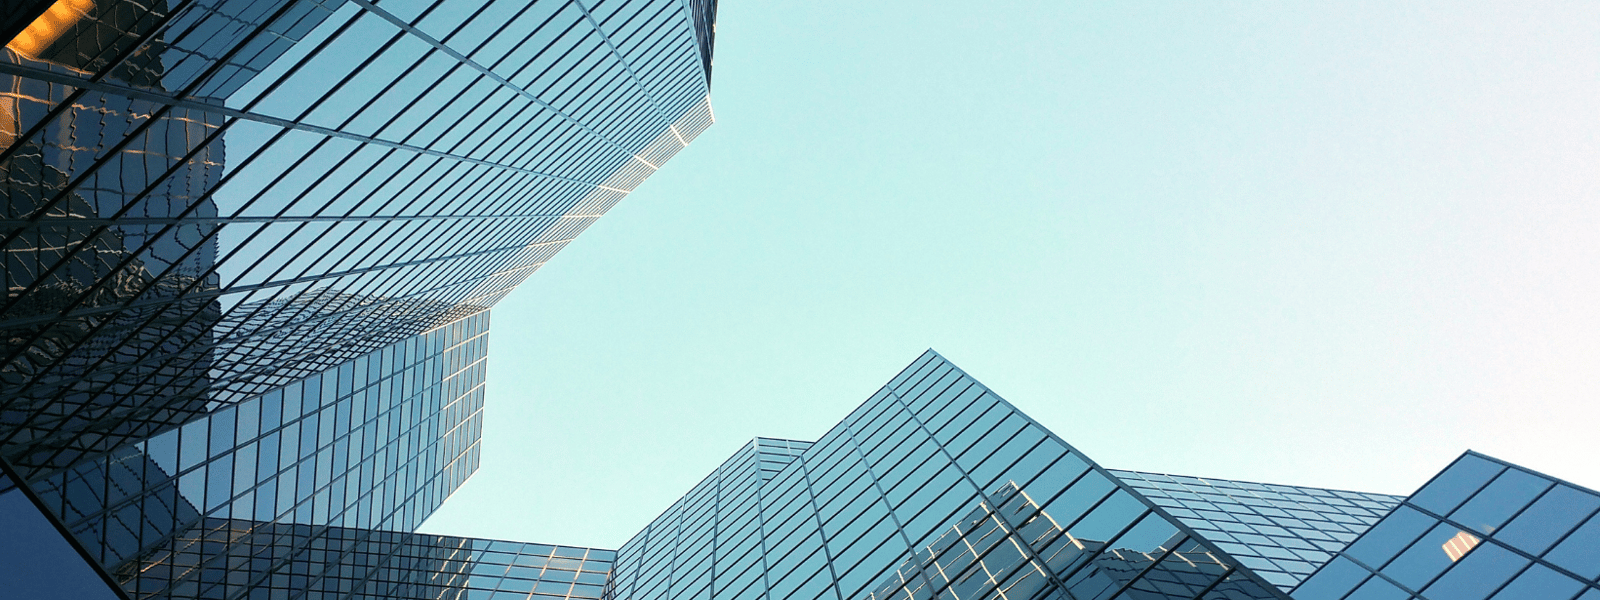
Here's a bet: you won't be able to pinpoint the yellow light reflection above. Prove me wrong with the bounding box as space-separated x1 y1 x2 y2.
1442 530 1481 562
6 0 95 60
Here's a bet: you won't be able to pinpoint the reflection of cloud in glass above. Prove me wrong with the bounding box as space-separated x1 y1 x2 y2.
1443 530 1481 562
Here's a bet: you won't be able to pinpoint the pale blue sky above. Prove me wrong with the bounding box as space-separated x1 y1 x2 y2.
420 1 1600 548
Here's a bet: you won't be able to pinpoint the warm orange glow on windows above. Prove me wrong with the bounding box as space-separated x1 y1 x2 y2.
6 0 95 59
1443 530 1481 562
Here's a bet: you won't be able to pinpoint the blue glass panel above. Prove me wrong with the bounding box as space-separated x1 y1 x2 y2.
1346 505 1435 569
1496 485 1600 557
1381 522 1466 590
1450 469 1552 536
1422 542 1526 600
1344 576 1410 600
1410 455 1505 516
1546 514 1600 581
0 480 121 600
1486 563 1586 600
1294 556 1370 600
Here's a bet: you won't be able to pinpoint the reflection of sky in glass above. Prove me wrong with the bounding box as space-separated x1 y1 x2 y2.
1293 452 1600 600
1112 469 1402 591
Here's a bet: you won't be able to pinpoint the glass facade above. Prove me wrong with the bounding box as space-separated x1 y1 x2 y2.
2 0 718 476
607 350 1289 600
1292 452 1600 600
0 0 716 596
3 6 1592 596
1112 471 1404 591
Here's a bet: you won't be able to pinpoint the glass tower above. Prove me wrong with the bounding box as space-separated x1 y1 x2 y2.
1 0 718 597
6 2 1597 598
604 351 1600 600
2 0 718 475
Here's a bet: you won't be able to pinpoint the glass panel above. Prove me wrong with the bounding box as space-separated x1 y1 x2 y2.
1421 542 1526 600
1487 563 1587 600
1293 556 1372 600
1409 455 1505 516
1496 485 1600 556
1344 576 1410 600
1450 469 1553 536
1346 505 1435 568
1546 514 1600 581
1381 522 1469 590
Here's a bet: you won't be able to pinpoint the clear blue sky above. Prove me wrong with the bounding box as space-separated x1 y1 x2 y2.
420 1 1600 549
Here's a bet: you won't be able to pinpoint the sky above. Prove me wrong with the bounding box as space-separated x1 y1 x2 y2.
419 0 1600 549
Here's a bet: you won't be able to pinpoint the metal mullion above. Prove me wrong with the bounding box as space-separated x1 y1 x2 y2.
1 234 536 427
0 211 599 228
568 65 647 136
0 0 200 165
498 10 590 96
1101 535 1193 600
573 0 675 131
0 0 332 254
489 108 572 168
4 233 559 335
880 380 1077 594
0 114 248 428
601 0 674 57
215 404 467 600
611 0 675 58
524 14 604 98
1185 565 1237 600
0 4 404 384
793 453 847 600
927 509 1056 600
542 41 623 114
839 416 938 600
481 0 573 78
1402 493 1600 594
517 118 603 173
0 60 608 187
351 0 641 160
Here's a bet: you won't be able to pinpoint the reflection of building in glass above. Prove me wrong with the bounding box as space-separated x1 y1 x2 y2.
2 0 719 594
1293 451 1600 600
1442 530 1480 563
1111 471 1404 590
3 0 718 478
4 1 1597 598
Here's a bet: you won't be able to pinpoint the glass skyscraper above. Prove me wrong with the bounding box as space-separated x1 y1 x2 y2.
2 0 718 596
5 2 1598 600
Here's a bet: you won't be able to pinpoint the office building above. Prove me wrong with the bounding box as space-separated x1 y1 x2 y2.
5 1 1598 599
604 351 1600 600
2 0 717 596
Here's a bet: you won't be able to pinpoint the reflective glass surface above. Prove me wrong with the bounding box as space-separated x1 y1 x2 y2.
2 0 717 478
1113 470 1404 591
0 0 717 596
607 351 1287 600
1291 452 1600 600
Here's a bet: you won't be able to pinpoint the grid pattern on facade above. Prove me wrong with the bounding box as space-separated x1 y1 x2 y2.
1292 452 1600 600
607 351 1289 600
439 539 615 600
1110 471 1403 591
1 0 717 477
20 308 489 599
